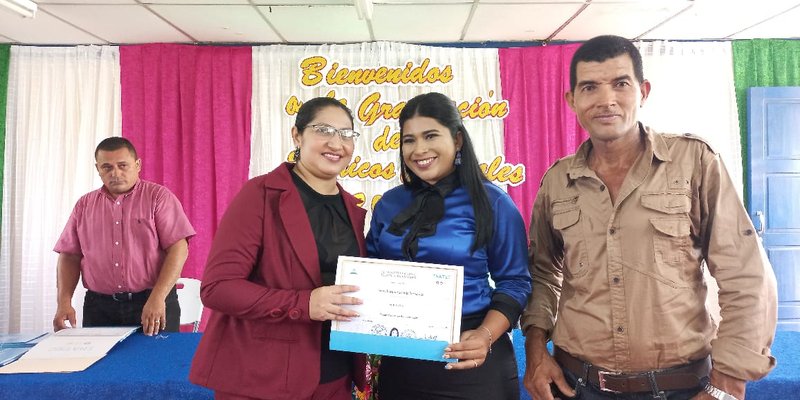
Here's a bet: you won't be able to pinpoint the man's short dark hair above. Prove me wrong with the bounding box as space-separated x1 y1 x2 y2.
95 137 138 160
569 35 644 92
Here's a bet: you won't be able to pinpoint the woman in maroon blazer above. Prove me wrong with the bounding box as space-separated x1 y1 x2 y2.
190 97 367 400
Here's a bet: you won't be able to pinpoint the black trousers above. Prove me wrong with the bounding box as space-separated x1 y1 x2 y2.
83 286 180 331
378 313 520 400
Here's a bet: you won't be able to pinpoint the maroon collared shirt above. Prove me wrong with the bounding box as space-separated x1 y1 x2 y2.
54 180 196 294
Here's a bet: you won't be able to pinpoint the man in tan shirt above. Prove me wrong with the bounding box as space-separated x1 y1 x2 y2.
522 35 777 400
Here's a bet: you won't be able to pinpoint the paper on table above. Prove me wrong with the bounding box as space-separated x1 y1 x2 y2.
0 332 50 367
0 348 30 367
22 336 123 359
0 333 48 346
0 327 137 374
52 327 137 337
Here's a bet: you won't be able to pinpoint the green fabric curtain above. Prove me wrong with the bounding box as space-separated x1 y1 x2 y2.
732 39 800 203
0 44 10 228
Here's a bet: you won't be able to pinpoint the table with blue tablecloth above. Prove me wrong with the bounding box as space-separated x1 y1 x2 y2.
0 332 212 400
0 330 796 399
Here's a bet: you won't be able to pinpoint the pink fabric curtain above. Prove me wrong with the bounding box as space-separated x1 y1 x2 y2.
120 44 252 281
499 44 588 230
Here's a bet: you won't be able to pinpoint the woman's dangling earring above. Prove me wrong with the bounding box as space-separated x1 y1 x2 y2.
454 150 462 166
293 147 301 162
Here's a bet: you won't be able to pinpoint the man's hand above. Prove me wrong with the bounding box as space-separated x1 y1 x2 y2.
145 239 189 336
141 296 167 336
524 327 575 400
54 253 81 331
309 285 361 321
52 303 76 331
525 351 574 400
691 369 746 400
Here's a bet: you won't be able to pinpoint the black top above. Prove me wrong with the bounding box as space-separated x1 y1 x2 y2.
291 171 359 383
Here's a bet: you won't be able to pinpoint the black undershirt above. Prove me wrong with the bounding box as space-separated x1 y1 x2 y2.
292 171 359 383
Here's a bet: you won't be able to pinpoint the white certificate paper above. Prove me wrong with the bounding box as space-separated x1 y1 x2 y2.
330 256 463 362
0 326 137 373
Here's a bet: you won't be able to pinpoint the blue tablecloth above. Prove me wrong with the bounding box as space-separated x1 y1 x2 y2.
513 329 800 400
2 330 796 399
0 332 212 400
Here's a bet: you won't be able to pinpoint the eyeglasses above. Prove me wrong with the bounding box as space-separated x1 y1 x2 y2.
307 123 360 141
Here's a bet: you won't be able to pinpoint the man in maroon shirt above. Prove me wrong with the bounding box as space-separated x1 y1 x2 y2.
53 137 195 336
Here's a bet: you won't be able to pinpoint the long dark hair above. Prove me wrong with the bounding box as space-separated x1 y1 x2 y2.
398 92 494 253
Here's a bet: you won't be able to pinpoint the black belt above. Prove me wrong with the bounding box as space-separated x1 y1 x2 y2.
87 289 152 302
554 346 710 393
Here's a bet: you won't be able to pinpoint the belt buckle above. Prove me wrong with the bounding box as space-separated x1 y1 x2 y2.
112 292 132 302
598 370 622 393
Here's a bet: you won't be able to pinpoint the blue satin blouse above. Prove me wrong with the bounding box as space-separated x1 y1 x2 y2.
367 181 532 319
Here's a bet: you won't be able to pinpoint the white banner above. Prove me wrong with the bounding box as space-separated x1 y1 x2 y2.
251 42 523 222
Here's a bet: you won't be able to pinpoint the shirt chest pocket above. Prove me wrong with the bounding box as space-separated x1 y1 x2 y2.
641 192 700 286
128 214 159 248
551 197 589 279
641 192 691 214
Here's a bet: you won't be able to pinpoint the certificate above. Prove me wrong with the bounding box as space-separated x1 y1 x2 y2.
330 256 463 362
0 327 137 373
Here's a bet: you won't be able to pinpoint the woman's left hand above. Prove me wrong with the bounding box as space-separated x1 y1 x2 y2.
309 284 362 322
442 329 491 370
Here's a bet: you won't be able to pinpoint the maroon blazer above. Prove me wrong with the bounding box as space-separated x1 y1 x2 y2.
189 163 367 399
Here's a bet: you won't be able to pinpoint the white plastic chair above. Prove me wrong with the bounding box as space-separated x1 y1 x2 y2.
176 277 203 332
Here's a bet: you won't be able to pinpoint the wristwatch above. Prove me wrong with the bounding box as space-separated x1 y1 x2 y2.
704 383 740 400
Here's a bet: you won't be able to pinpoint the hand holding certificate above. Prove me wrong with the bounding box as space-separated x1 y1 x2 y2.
330 256 463 362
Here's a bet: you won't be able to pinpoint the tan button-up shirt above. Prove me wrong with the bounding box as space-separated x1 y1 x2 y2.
521 124 777 381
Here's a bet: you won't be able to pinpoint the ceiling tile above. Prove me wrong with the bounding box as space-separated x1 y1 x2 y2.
38 0 136 4
0 6 105 44
643 0 800 40
3 0 800 45
42 5 192 43
476 0 580 3
379 0 470 3
144 0 250 4
553 0 692 40
465 3 583 41
260 5 370 43
151 5 280 42
731 3 800 39
474 0 652 3
253 0 350 4
371 3 472 42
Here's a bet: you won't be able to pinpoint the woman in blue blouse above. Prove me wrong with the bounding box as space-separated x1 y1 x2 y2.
367 92 532 399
